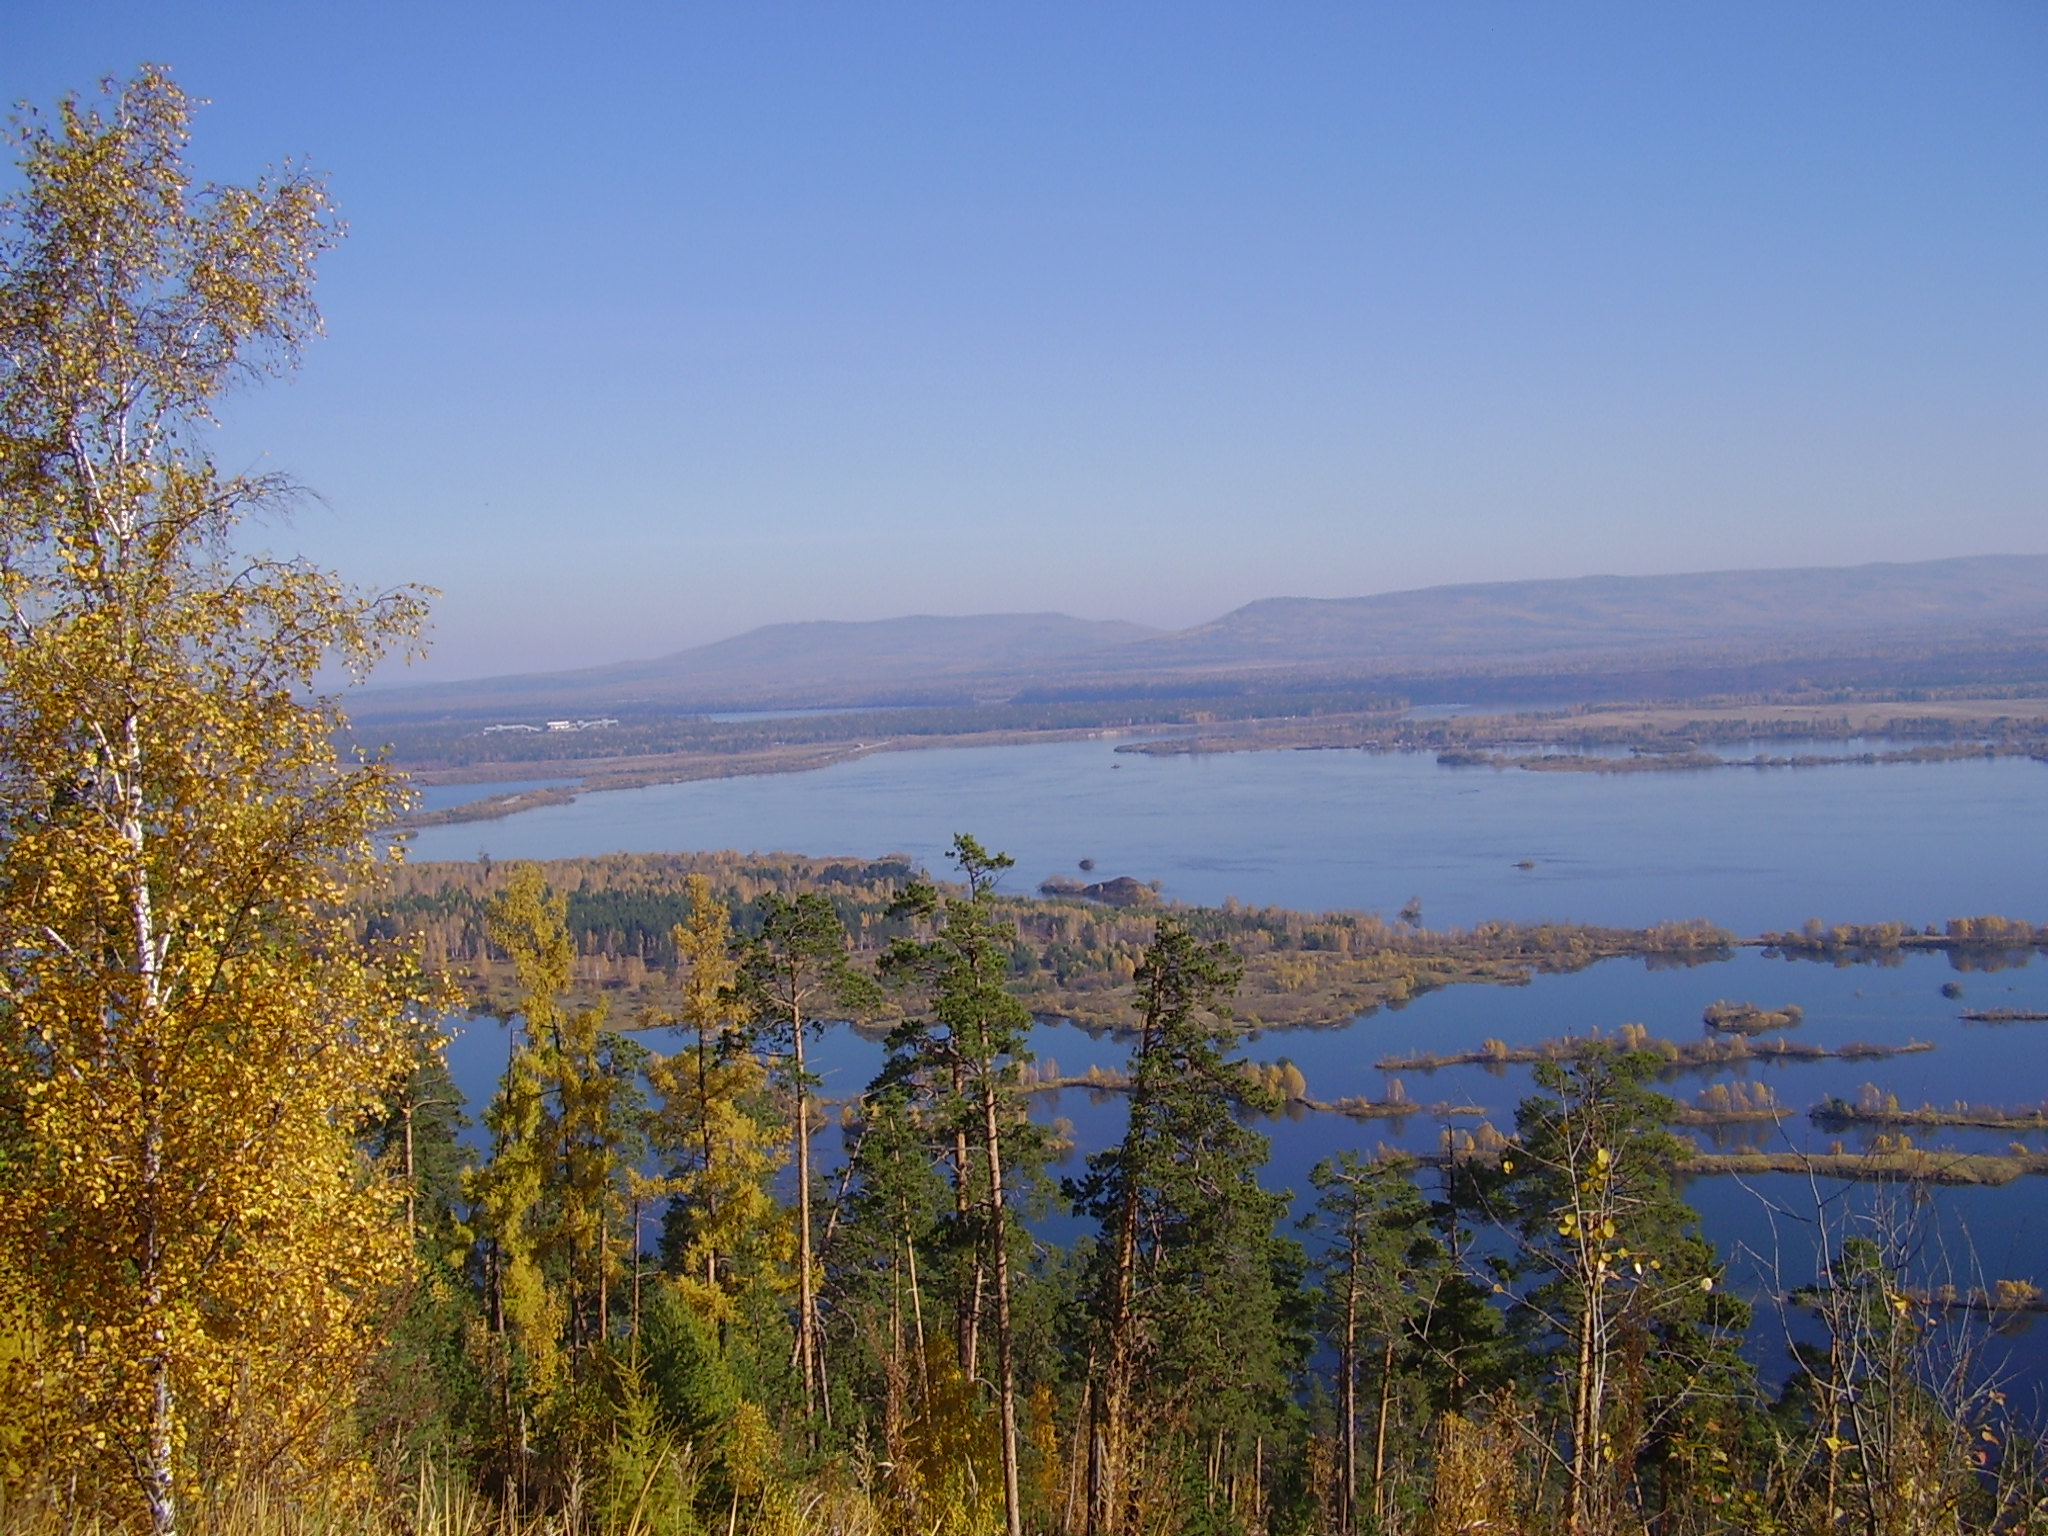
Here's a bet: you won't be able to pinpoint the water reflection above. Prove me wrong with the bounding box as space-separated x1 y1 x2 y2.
405 739 2048 936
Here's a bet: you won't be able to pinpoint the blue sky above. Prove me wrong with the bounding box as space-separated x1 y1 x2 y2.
9 3 2046 681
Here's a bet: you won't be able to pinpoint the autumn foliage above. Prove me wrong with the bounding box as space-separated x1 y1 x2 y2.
0 68 428 1531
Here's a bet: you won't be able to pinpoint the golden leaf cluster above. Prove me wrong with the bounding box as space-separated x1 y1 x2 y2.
0 67 432 1528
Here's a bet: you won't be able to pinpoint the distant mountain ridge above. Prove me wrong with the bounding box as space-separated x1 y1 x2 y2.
1122 556 2048 670
364 613 1159 717
356 555 2048 721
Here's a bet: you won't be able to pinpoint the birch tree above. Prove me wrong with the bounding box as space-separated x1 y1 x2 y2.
1489 1047 1752 1534
0 68 429 1532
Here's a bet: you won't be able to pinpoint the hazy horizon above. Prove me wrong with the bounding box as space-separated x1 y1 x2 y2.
356 552 2048 696
12 4 2046 682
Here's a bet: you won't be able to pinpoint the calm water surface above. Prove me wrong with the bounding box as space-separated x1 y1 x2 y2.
406 739 2046 935
445 945 2048 1386
425 741 2048 1386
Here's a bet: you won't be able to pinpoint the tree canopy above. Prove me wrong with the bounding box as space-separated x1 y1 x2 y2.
0 67 429 1534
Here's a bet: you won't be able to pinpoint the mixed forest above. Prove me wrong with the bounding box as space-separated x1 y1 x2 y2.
5 66 2048 1536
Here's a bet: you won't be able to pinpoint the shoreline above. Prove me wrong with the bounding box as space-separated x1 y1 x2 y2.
384 696 2048 830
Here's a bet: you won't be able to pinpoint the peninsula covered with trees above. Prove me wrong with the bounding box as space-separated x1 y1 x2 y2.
5 68 2048 1536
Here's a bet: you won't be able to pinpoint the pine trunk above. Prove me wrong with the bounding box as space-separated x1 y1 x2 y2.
792 1004 819 1415
1373 1335 1396 1530
1087 1135 1144 1536
951 1061 981 1378
981 1078 1023 1536
1339 1228 1358 1536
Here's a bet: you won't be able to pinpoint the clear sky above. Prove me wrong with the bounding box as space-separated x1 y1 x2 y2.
9 3 2046 682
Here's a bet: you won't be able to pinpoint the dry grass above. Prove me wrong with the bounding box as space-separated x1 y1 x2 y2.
0 1473 888 1536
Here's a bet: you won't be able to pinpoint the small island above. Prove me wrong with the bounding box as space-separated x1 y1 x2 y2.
1376 1024 1931 1074
1811 1086 2048 1132
1702 1000 1804 1034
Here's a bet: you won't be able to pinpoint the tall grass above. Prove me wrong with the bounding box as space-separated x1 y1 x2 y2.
0 1466 888 1536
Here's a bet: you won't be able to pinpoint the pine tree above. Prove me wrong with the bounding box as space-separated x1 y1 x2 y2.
364 1029 474 1253
878 834 1038 1536
1068 916 1307 1536
1305 1153 1422 1533
827 1080 957 1515
732 890 877 1421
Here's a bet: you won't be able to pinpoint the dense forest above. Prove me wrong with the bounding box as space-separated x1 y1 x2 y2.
372 849 1744 1029
6 67 2048 1536
341 847 2048 1534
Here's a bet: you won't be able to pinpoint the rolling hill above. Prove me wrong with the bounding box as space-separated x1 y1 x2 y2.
354 555 2048 722
357 612 1160 719
1112 555 2048 670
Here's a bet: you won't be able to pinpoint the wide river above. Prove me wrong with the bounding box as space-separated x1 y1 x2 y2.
423 739 2048 1389
408 737 2047 935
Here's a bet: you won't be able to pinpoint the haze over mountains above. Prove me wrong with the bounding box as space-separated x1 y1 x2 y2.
357 556 2048 722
